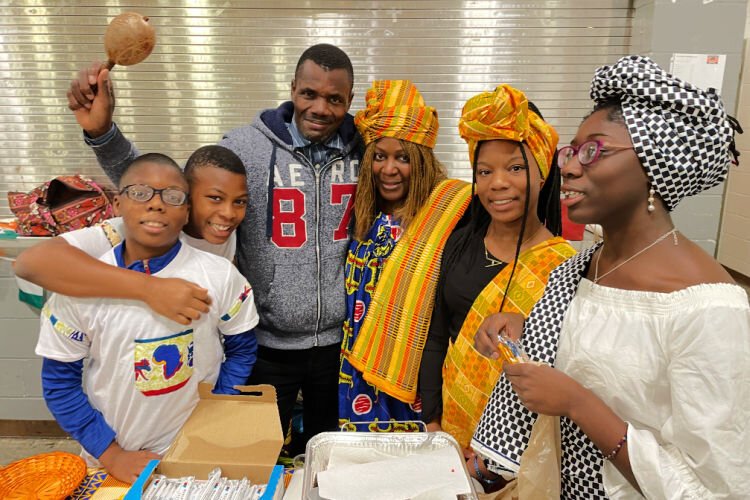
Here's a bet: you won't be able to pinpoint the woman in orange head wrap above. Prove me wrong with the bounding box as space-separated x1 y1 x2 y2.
419 84 576 491
339 80 471 428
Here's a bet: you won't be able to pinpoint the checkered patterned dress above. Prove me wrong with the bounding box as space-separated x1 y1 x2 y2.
471 245 608 499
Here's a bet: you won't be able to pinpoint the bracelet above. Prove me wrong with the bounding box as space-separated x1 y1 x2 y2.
473 455 503 487
603 433 627 461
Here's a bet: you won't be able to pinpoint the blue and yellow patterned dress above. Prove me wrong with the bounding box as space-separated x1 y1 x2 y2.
338 213 421 431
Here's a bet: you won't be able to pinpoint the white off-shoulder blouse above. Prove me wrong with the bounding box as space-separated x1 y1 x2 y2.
556 279 750 499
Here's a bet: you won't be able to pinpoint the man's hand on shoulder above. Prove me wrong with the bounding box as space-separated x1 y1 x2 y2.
98 442 160 484
66 61 115 138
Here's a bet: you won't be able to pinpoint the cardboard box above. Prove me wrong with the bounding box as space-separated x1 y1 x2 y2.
125 383 284 499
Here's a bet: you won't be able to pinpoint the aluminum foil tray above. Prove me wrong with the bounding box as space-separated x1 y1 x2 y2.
301 431 478 499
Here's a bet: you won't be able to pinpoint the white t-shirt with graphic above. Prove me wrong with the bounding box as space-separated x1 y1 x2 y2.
60 217 237 261
35 243 258 464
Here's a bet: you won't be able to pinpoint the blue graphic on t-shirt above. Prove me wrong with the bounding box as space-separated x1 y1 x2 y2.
152 344 183 379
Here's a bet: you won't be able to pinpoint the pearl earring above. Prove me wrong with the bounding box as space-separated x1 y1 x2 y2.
647 188 655 213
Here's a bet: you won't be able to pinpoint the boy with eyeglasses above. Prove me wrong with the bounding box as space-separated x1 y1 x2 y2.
35 153 259 483
15 145 248 325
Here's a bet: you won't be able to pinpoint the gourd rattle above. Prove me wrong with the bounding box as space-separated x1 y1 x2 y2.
103 12 156 70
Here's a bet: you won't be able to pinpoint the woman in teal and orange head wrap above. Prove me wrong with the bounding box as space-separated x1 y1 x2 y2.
339 80 471 428
419 85 576 491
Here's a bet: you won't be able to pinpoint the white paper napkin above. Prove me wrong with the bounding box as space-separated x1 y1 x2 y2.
317 446 472 500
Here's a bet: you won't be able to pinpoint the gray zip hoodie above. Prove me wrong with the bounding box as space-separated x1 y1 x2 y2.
87 101 363 349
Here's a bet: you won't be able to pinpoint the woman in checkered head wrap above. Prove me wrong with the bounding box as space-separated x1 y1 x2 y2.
589 55 740 211
472 56 749 499
339 80 471 427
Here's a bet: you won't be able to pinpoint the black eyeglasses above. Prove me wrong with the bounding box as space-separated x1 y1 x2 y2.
119 184 188 206
557 140 634 168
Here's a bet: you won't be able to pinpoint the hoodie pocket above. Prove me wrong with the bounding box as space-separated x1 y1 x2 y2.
319 255 347 332
262 262 318 334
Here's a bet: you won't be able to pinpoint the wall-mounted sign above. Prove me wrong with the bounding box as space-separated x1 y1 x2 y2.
670 53 727 94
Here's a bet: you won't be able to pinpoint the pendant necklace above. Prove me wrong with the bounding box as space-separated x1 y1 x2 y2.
483 242 505 268
594 228 679 284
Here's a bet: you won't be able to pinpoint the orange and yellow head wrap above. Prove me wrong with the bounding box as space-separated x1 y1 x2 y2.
458 84 558 180
355 80 439 149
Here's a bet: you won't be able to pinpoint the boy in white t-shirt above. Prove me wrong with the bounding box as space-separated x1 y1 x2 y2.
36 153 259 483
15 145 247 324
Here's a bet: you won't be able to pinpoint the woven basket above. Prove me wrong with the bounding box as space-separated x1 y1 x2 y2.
0 451 87 500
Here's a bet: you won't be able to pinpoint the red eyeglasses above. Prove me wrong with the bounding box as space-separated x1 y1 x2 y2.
558 140 633 168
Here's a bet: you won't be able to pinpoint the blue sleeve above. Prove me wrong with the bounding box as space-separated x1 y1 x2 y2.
41 358 116 458
213 329 257 395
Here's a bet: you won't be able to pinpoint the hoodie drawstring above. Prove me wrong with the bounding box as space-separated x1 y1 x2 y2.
265 143 277 239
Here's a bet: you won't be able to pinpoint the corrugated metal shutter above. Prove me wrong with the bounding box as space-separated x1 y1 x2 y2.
0 0 632 218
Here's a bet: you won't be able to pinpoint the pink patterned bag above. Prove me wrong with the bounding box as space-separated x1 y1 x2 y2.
8 175 115 236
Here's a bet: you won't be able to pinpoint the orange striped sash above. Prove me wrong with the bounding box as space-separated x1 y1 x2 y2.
346 179 471 403
441 237 576 448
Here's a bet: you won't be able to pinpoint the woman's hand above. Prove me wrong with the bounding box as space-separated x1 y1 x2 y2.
426 421 442 433
464 448 507 492
474 312 525 359
504 362 588 418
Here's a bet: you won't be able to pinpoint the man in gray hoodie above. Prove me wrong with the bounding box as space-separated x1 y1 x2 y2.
66 44 362 449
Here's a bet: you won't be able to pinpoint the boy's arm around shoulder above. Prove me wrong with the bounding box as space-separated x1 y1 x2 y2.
14 234 210 325
14 227 139 298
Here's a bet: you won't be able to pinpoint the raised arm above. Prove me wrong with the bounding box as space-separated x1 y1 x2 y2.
14 237 210 325
67 61 139 185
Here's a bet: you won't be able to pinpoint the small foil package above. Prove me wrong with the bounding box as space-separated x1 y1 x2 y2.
497 335 529 365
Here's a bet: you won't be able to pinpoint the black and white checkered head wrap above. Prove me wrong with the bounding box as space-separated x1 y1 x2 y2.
590 55 741 211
